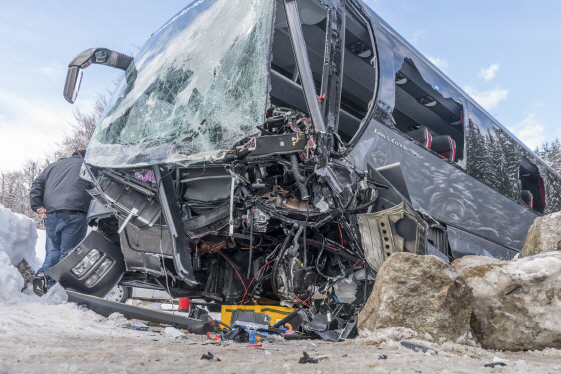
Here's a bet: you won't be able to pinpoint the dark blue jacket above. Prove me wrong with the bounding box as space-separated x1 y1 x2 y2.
30 155 93 213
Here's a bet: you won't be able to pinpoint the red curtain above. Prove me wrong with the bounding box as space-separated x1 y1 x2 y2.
538 174 546 209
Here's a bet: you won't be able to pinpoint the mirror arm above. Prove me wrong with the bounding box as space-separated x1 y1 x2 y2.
64 48 133 104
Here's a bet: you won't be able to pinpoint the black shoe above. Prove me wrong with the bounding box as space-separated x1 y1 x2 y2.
33 273 48 296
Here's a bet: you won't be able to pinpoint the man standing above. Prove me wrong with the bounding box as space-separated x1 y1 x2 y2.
30 150 92 296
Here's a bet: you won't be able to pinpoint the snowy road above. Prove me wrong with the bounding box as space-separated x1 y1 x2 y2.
2 299 561 374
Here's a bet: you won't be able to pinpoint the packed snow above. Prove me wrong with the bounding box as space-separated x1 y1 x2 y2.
2 203 561 373
35 228 46 262
0 204 40 302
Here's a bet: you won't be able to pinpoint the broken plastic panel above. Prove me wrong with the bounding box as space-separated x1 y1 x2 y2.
86 0 275 168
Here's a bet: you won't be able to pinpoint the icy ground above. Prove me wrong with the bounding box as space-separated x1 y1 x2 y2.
2 204 561 373
2 300 561 374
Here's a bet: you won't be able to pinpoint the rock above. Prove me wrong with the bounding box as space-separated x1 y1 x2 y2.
453 253 561 351
520 211 561 257
16 259 35 292
358 253 472 341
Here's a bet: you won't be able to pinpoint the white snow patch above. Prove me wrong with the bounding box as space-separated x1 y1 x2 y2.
357 327 418 345
0 204 41 303
0 250 24 303
35 228 47 263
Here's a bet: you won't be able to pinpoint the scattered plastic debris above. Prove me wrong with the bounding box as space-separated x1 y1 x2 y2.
165 327 185 338
484 362 507 368
400 341 438 355
77 304 89 311
201 352 221 362
187 317 216 335
206 332 221 341
299 351 318 364
379 355 387 360
164 327 197 342
130 322 149 331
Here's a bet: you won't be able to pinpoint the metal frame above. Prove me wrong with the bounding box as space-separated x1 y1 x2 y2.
319 0 346 134
67 291 201 328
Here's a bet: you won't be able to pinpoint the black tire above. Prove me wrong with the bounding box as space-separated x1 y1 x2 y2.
104 284 130 303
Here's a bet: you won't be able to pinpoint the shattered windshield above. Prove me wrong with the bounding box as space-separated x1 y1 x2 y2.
86 0 275 168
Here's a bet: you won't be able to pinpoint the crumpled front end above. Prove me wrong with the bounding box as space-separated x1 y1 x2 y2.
49 0 441 340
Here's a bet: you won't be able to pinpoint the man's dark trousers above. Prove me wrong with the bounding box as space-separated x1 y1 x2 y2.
38 212 88 286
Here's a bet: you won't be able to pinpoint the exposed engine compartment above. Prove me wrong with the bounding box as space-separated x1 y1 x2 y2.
64 107 434 333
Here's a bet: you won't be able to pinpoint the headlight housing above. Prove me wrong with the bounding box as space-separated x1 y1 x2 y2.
71 248 101 277
84 258 114 287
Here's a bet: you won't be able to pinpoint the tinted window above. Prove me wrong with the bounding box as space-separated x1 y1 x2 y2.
466 106 522 201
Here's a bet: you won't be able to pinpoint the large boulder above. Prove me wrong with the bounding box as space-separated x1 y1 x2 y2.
520 211 561 258
358 252 472 342
453 253 561 351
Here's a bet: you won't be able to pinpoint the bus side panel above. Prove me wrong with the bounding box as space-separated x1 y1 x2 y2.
447 226 516 260
350 121 537 253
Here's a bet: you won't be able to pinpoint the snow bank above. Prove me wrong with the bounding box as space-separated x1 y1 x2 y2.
36 228 47 262
0 204 40 303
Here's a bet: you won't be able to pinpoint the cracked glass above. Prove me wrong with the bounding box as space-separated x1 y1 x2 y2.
86 0 275 168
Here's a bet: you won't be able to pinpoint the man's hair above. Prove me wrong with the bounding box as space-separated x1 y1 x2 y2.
72 150 87 158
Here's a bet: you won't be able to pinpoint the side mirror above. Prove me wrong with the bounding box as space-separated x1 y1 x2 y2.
63 48 134 104
63 66 83 104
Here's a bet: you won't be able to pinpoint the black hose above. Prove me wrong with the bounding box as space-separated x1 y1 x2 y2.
315 236 345 281
303 202 309 268
344 189 379 213
247 208 254 279
255 201 337 228
290 153 309 201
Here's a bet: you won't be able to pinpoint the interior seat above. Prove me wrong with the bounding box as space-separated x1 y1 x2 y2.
521 190 533 208
431 135 456 162
406 127 432 148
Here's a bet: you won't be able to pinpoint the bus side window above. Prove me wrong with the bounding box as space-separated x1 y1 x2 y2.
336 6 377 143
519 157 545 213
269 0 327 113
466 106 522 202
391 59 466 168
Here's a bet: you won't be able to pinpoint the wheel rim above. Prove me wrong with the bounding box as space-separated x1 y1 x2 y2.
105 285 125 302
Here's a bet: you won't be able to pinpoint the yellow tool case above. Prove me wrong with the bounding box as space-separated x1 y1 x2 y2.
221 305 295 326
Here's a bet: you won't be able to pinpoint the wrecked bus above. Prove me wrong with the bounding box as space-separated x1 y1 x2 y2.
50 0 561 332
